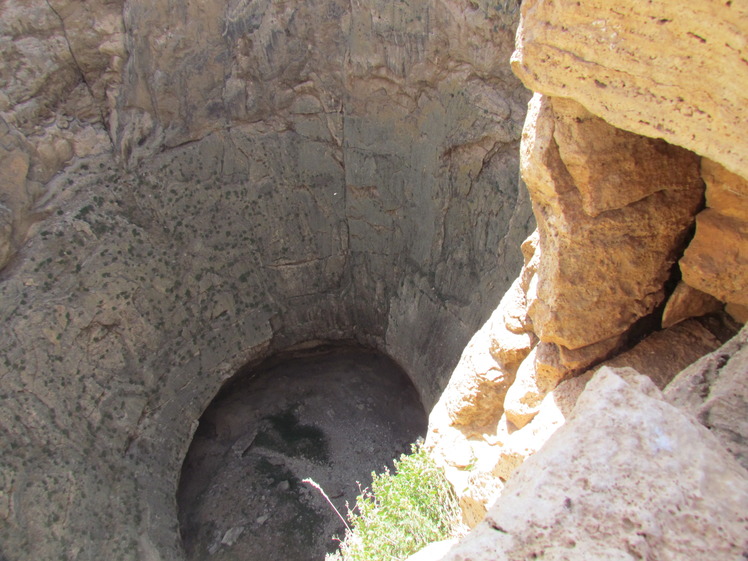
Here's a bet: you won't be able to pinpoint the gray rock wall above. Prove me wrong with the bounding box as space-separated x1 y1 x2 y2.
0 1 532 559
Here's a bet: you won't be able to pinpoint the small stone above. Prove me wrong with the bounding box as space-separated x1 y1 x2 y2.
220 526 245 546
277 480 290 492
256 514 269 525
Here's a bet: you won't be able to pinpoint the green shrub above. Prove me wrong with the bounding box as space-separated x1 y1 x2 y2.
327 444 462 561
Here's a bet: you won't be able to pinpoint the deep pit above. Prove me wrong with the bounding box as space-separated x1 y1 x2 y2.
0 1 534 558
177 345 427 561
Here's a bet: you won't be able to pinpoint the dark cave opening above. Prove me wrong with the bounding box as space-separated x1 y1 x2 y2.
177 343 427 561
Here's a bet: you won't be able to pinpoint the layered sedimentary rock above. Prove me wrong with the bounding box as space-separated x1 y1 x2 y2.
509 0 748 323
0 1 533 560
511 0 748 179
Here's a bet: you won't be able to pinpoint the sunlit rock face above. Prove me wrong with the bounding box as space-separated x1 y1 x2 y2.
439 366 748 561
425 0 747 555
0 0 532 559
511 0 748 180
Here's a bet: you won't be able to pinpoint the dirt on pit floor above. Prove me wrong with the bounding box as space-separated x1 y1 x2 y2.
177 345 427 561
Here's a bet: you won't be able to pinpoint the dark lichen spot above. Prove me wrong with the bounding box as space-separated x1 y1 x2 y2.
252 408 330 464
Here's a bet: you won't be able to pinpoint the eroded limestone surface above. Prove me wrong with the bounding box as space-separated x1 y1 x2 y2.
0 1 532 560
511 0 748 179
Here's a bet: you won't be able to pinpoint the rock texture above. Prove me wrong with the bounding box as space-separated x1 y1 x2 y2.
2 0 747 559
666 325 748 471
523 94 703 351
680 159 748 313
661 281 723 329
0 0 124 135
427 1 747 542
511 0 748 180
475 90 707 433
509 0 748 328
440 367 748 561
428 315 730 526
0 0 123 269
0 1 533 560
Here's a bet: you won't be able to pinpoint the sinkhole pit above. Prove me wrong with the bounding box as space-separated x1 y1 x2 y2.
177 344 427 561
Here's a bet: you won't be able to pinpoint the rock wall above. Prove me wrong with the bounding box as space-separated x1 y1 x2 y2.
0 1 534 560
0 0 123 268
427 0 748 555
511 0 748 180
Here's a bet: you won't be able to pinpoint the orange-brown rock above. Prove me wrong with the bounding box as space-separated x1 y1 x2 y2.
727 304 748 324
680 209 748 307
502 335 621 429
662 281 723 329
551 97 702 217
439 276 535 433
522 94 704 350
500 346 542 429
511 0 748 179
679 158 748 314
701 158 748 221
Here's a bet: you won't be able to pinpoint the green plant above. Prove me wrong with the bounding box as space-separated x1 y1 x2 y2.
327 444 462 561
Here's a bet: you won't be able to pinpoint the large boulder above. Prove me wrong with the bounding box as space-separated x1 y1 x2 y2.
666 325 748 470
440 367 748 561
522 94 704 351
511 0 748 179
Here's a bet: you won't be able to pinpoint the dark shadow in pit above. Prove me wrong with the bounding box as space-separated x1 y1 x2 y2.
177 344 427 561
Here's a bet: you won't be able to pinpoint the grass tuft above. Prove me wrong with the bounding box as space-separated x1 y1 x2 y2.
327 443 462 561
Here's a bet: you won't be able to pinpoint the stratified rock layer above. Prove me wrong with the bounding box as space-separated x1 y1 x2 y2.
511 0 748 179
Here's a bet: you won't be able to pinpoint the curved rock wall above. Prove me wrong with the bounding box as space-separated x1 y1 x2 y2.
0 1 533 559
0 0 124 269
